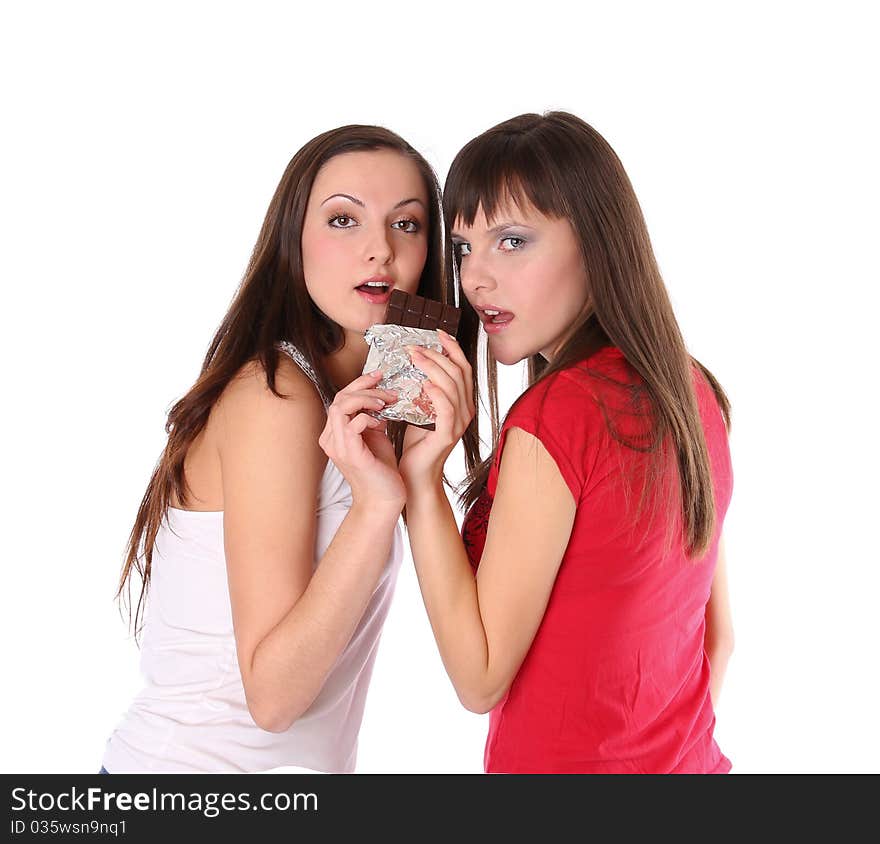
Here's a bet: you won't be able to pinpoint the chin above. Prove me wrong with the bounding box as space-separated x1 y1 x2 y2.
349 320 376 337
489 337 543 367
489 347 524 367
341 308 379 334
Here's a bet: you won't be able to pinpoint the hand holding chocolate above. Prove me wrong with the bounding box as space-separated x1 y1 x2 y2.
361 289 461 429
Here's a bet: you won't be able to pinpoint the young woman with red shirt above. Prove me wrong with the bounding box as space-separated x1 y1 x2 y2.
398 112 734 773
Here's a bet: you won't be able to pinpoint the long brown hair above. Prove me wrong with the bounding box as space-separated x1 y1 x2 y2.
118 125 448 637
445 111 731 559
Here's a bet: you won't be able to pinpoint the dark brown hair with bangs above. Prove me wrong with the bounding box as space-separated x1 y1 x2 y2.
117 125 447 639
444 111 730 559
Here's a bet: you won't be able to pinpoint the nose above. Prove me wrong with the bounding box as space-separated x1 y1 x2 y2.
365 227 393 266
459 249 496 298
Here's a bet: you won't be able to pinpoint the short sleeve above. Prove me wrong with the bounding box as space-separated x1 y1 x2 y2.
489 370 602 503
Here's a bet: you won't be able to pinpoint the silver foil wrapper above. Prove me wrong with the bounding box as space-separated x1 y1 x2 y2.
362 323 443 428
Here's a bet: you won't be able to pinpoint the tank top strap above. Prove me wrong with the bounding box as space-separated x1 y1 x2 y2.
276 340 333 408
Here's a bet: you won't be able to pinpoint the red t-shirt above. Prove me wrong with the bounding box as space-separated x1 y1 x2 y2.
461 346 733 773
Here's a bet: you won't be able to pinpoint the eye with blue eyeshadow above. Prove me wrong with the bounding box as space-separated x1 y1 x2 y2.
499 235 527 251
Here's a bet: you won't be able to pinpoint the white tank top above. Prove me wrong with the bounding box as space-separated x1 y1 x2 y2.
102 342 403 773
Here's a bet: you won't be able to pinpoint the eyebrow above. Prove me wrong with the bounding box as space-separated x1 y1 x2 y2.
451 221 532 240
321 193 364 208
321 193 427 211
396 197 427 210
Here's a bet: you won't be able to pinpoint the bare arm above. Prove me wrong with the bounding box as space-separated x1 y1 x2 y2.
704 535 734 706
405 427 576 713
218 362 401 733
396 335 575 713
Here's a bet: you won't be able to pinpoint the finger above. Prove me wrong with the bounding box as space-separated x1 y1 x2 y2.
363 415 389 435
362 378 400 404
436 331 476 417
422 382 456 438
436 330 473 376
327 402 383 432
414 361 460 423
356 387 400 404
330 390 396 418
363 429 397 467
406 346 459 378
330 410 378 463
343 414 392 466
409 347 459 393
347 412 384 437
410 347 470 425
337 386 399 404
327 400 374 457
337 369 384 395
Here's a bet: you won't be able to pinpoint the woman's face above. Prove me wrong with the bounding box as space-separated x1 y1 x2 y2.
453 200 590 365
301 149 430 335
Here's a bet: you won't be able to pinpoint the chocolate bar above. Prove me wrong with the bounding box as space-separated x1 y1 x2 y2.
383 289 461 336
360 292 460 429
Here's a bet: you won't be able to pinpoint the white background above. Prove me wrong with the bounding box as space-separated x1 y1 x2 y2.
2 1 877 773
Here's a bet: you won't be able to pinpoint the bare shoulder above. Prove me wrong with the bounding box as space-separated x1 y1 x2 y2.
214 355 327 459
497 426 577 508
219 354 325 419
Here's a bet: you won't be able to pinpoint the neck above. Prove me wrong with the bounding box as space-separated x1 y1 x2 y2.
324 329 369 391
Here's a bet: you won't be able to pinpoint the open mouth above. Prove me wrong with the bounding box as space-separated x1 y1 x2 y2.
355 280 394 304
479 308 515 325
476 306 515 334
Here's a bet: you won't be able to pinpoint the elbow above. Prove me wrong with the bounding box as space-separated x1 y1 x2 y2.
242 659 322 733
722 636 735 664
246 696 302 734
460 697 493 715
708 629 735 664
718 628 735 659
456 683 506 715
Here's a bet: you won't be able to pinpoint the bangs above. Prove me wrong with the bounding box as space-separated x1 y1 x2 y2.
443 127 570 230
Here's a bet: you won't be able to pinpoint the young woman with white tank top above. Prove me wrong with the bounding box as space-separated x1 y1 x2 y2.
101 125 448 773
